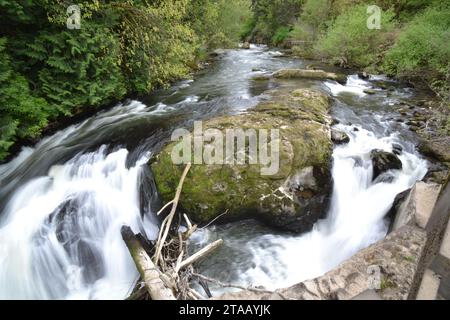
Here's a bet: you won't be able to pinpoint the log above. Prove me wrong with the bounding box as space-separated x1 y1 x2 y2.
121 226 176 300
177 239 224 272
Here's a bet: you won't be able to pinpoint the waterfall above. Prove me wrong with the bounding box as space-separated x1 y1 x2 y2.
0 147 155 300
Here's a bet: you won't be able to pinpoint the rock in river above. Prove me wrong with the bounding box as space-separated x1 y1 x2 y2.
273 69 347 84
331 128 350 145
150 89 334 233
370 149 403 181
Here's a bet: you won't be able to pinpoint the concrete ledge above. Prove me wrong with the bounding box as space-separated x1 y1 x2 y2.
417 269 440 300
393 182 441 230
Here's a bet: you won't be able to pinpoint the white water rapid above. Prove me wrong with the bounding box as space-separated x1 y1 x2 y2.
0 147 157 299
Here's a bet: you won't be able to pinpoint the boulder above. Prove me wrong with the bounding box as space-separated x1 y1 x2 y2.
242 42 251 49
331 129 350 145
363 89 377 95
273 69 347 84
252 74 271 81
150 89 333 233
418 138 450 163
370 150 403 181
358 72 370 80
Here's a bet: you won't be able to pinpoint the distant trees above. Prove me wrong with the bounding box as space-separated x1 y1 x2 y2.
244 0 449 110
0 0 251 161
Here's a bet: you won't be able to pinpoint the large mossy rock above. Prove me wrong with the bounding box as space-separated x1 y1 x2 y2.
150 89 334 233
273 69 347 84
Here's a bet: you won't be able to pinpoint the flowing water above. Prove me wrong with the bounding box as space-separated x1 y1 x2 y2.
0 45 428 299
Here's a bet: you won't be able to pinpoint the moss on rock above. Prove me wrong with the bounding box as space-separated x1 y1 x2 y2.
273 69 347 84
150 88 334 233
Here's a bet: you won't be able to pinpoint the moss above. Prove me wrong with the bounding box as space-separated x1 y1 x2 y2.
380 278 398 291
151 88 333 224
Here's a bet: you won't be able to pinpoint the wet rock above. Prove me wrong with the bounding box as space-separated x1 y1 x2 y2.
331 129 350 145
418 138 450 162
423 161 449 185
331 118 340 126
151 89 334 233
363 89 377 95
370 150 403 181
273 69 347 84
351 156 364 167
373 172 395 184
358 72 370 80
252 74 271 81
392 144 403 156
386 188 412 231
242 42 251 49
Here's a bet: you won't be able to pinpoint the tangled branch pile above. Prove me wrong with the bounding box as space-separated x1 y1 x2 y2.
121 163 223 300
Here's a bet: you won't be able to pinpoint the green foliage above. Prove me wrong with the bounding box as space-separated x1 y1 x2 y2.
315 4 396 67
383 4 450 82
188 0 251 49
384 3 450 133
272 26 291 45
27 25 126 114
0 37 49 159
299 0 331 39
119 1 196 93
250 0 304 43
240 16 257 40
0 0 251 161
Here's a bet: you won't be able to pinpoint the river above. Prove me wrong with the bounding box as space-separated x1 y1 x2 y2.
0 45 428 299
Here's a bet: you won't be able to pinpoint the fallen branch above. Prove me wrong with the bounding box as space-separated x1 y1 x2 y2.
177 239 224 272
153 163 192 265
121 226 176 300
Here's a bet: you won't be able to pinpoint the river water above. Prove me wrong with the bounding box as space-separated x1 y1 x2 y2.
0 45 428 299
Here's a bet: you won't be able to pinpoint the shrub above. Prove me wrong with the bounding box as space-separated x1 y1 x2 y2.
315 4 396 67
383 4 450 86
0 38 49 159
272 26 291 45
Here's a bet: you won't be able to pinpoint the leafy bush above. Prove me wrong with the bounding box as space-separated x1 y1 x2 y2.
300 0 331 39
383 4 450 86
272 26 291 45
315 4 396 67
0 38 49 159
26 24 126 115
240 17 257 40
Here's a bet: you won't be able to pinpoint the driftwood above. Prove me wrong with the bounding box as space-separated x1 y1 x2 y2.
177 239 223 272
121 226 176 300
122 163 224 300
